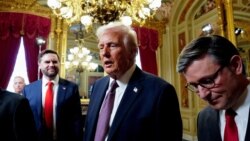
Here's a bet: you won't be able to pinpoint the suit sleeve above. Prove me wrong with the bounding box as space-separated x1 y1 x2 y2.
14 97 38 141
154 83 183 141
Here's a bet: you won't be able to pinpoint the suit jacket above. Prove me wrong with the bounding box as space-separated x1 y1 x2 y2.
23 78 83 141
0 88 38 141
197 106 250 141
83 67 183 141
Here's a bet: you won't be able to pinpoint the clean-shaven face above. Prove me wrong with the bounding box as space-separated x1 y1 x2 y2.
98 30 132 79
183 55 239 109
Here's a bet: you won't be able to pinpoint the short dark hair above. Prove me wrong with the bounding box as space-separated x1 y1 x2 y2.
38 49 60 63
177 35 243 74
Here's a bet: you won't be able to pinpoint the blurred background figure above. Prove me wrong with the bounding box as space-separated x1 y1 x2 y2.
13 76 26 94
0 88 38 141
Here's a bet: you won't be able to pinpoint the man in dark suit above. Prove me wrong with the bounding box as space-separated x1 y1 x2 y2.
83 22 183 141
0 88 38 141
177 35 250 141
23 49 83 141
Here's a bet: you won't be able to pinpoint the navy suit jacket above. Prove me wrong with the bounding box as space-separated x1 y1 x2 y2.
83 67 183 141
198 106 250 141
23 78 83 141
0 88 38 141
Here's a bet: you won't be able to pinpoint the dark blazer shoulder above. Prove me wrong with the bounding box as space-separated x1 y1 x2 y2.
197 106 221 141
59 78 78 87
0 88 26 105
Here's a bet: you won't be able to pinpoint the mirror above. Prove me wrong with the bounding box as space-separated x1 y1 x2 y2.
65 24 104 98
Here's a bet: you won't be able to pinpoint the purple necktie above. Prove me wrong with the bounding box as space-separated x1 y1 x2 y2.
94 80 119 141
224 109 239 141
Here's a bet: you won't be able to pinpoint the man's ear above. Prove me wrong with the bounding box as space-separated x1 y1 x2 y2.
229 55 243 75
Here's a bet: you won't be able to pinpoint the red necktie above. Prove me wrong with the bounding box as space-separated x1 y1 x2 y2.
224 109 239 141
44 81 54 130
94 80 119 141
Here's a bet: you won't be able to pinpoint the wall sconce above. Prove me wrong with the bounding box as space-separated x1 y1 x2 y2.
202 23 214 36
235 27 244 36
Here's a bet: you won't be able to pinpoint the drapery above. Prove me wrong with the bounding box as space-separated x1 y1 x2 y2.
134 27 159 76
0 12 51 88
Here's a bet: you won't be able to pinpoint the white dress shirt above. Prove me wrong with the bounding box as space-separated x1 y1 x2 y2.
220 84 250 141
103 64 136 141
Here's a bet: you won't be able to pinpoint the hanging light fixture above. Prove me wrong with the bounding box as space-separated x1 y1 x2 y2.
65 25 98 72
47 0 161 30
65 39 99 72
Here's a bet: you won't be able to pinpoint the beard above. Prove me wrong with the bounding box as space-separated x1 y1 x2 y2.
41 68 59 79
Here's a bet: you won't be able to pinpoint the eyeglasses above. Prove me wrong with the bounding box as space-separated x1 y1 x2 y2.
185 66 225 92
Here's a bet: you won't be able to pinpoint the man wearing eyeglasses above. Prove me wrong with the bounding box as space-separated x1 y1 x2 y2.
177 35 250 141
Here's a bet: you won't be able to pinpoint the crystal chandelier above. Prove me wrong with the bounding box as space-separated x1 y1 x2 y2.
47 0 161 29
65 30 98 72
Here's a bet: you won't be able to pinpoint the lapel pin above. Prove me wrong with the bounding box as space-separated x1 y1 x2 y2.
63 87 66 90
133 87 138 93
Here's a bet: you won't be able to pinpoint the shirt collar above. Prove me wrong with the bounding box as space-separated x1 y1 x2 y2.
233 84 250 117
42 75 59 86
109 64 136 87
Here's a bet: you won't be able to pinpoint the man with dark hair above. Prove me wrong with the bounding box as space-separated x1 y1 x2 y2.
177 35 250 141
23 49 83 141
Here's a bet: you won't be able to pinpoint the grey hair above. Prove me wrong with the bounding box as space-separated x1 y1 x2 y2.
96 22 138 60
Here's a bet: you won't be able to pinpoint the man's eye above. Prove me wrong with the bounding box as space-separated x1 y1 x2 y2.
200 78 213 84
110 43 117 48
98 45 103 50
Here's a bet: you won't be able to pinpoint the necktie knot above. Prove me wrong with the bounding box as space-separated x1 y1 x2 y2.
226 108 237 118
47 81 54 87
110 80 118 93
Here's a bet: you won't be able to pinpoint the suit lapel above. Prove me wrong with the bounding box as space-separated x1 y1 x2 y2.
56 79 67 113
36 80 43 121
88 77 109 139
210 110 222 141
108 67 143 140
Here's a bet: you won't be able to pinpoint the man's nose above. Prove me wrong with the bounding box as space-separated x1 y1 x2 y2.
197 85 210 99
100 46 110 56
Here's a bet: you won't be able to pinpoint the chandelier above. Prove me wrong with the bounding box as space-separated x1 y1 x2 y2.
65 29 98 72
47 0 161 30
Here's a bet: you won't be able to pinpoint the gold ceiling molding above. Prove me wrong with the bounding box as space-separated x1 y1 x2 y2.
0 0 51 18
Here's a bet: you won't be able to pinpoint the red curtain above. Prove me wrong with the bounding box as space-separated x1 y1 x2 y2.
0 12 50 88
23 14 50 82
134 27 159 76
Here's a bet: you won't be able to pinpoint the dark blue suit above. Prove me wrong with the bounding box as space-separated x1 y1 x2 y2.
23 78 83 141
83 67 183 141
0 88 38 141
198 106 250 141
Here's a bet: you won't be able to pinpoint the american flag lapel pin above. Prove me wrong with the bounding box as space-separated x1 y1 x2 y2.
133 87 138 93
